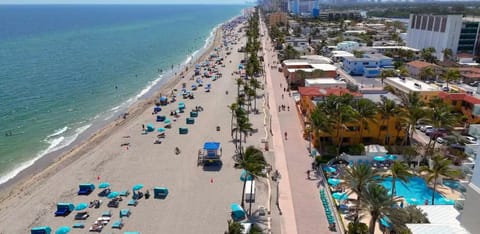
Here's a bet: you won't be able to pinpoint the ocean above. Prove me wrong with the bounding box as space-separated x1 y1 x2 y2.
0 4 245 185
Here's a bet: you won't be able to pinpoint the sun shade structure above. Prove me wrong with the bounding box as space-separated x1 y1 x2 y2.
323 166 337 173
55 226 71 234
132 184 144 191
230 203 245 221
332 192 348 201
98 182 110 189
240 169 253 181
75 203 88 211
31 226 52 234
78 183 95 195
107 191 120 199
327 178 341 186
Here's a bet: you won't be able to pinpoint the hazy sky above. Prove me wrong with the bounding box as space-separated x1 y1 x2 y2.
0 0 247 4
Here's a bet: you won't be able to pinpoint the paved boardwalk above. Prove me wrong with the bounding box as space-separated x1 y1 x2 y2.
260 21 333 234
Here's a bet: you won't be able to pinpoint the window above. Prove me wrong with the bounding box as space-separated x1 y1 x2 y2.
347 126 360 131
380 126 388 131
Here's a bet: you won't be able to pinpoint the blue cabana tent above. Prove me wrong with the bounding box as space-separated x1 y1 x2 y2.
54 203 74 216
31 226 52 234
146 124 155 132
178 102 185 110
230 203 245 220
55 226 71 234
153 106 161 113
153 187 169 199
204 142 220 156
78 183 95 195
156 115 166 122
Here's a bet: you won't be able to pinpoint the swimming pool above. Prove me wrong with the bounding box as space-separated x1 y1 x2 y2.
443 179 466 193
381 176 455 205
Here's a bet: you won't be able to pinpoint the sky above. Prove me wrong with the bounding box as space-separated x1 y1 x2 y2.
0 0 248 4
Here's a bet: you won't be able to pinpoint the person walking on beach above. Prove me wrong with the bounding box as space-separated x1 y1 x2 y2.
281 94 284 99
284 132 288 140
142 124 145 131
307 170 311 179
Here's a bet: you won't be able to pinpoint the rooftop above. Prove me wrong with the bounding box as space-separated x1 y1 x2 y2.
371 46 419 52
287 63 337 73
300 55 333 64
298 87 362 97
407 60 439 69
331 50 355 58
385 77 440 92
406 205 470 234
305 78 346 85
438 92 480 105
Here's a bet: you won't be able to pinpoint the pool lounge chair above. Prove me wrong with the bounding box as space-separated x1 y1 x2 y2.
120 209 131 218
112 219 124 229
72 223 85 229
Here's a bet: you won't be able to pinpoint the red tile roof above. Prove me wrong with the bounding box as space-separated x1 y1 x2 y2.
298 87 362 97
407 60 438 69
438 92 480 104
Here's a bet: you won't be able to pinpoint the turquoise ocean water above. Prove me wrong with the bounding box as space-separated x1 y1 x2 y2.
0 4 245 184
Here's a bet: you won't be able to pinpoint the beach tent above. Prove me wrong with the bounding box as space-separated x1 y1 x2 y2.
78 183 95 195
54 203 74 216
156 115 166 122
204 142 221 157
153 106 162 113
153 187 169 199
31 226 52 234
146 124 155 132
186 118 195 125
190 111 198 118
178 102 185 110
230 203 245 221
179 127 188 134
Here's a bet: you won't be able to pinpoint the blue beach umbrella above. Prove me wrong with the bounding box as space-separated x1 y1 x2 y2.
107 191 120 199
373 156 386 162
157 127 166 133
240 170 253 181
132 184 144 191
98 182 110 189
55 226 71 234
332 192 348 201
327 178 341 186
164 119 171 124
323 166 337 173
75 202 88 211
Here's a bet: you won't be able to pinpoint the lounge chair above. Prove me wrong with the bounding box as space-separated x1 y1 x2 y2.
98 188 111 197
120 209 131 218
128 199 138 207
89 223 103 232
107 200 119 208
102 210 112 217
74 211 89 220
72 223 85 229
112 219 124 229
119 189 129 197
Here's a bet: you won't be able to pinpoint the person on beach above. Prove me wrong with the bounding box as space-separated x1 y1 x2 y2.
284 132 287 140
287 106 290 111
307 170 311 179
142 124 145 131
281 94 284 99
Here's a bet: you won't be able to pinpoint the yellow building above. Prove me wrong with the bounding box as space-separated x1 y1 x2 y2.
439 92 480 124
384 77 440 103
268 12 288 26
299 87 406 147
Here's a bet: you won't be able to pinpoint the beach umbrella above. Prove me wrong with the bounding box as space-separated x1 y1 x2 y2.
157 127 166 133
373 156 386 162
55 226 71 234
327 178 341 186
132 184 144 191
380 217 391 228
107 191 120 199
240 169 253 181
332 192 348 201
386 154 397 161
323 166 337 173
164 119 171 124
75 202 88 211
98 182 110 189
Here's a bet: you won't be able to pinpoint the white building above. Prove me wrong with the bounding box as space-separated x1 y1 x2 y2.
460 150 480 233
304 78 346 88
406 14 463 61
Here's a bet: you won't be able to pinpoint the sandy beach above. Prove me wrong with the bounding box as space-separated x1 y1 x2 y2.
0 17 272 233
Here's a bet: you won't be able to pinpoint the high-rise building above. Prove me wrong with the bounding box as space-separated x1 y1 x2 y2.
407 14 480 61
406 14 462 61
288 0 319 16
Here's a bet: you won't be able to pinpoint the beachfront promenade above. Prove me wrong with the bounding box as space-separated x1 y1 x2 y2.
260 20 333 234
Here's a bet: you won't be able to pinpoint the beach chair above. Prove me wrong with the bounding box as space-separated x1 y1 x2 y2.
89 223 103 232
120 209 131 218
128 199 138 207
119 189 130 197
112 219 124 229
186 118 195 124
72 223 85 229
74 211 89 220
101 210 112 217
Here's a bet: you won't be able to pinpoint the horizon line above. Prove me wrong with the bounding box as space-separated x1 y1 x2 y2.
0 3 252 5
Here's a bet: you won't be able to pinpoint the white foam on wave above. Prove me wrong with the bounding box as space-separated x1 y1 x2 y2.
0 124 92 185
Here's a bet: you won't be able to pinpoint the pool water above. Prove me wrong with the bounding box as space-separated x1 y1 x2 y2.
443 179 466 193
381 176 454 205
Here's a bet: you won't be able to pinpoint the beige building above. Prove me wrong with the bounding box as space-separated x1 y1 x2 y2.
269 12 288 26
384 77 440 102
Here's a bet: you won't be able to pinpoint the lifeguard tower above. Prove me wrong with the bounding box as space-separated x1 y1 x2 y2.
198 142 222 166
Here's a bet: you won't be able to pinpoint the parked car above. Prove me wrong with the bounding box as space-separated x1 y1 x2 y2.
465 136 477 144
420 125 433 132
442 86 450 92
469 81 479 87
436 137 445 144
425 128 435 136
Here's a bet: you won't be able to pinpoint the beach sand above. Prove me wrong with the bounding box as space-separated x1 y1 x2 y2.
0 21 272 233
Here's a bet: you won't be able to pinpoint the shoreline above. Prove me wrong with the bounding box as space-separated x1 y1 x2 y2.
0 23 224 201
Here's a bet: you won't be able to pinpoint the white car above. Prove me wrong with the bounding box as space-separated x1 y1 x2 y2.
465 136 477 144
420 125 433 132
436 137 445 144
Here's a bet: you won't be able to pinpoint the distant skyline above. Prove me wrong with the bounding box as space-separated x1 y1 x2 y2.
0 0 248 4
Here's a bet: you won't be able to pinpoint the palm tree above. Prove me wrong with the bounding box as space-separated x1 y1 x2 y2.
342 164 380 212
249 78 261 112
309 105 334 152
236 78 243 97
385 161 412 198
354 98 378 143
225 220 244 234
419 155 459 205
228 103 239 137
360 183 401 234
236 146 267 210
421 47 437 63
233 117 253 155
419 66 435 81
380 69 395 84
442 68 460 89
426 99 457 153
398 92 426 145
442 48 453 61
377 98 397 145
